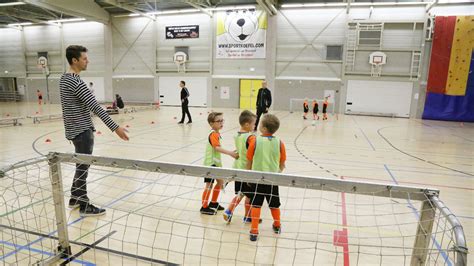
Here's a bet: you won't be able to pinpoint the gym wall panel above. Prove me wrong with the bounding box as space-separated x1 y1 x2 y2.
159 76 208 107
26 78 60 104
274 80 341 111
211 78 240 108
112 17 156 75
345 80 413 117
276 8 346 79
348 7 426 22
113 77 154 102
382 23 424 50
427 16 456 94
63 22 105 74
0 29 24 76
23 25 62 75
157 14 211 72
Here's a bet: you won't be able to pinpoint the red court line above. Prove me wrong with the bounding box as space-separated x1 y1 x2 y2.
342 175 473 191
333 176 350 266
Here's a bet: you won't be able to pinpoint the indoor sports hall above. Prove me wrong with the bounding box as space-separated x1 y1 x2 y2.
0 0 472 265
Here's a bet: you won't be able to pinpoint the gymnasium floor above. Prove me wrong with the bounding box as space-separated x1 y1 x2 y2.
0 102 472 265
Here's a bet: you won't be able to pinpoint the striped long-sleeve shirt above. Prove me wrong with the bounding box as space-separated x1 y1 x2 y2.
59 73 119 140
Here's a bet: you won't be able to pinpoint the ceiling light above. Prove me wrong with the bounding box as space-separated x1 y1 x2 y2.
48 18 86 23
8 22 33 26
210 5 257 11
0 2 25 7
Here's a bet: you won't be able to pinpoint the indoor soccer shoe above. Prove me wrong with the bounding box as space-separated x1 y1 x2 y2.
272 225 281 234
243 217 262 223
209 202 225 211
200 206 217 215
223 209 233 223
249 232 258 242
80 204 106 217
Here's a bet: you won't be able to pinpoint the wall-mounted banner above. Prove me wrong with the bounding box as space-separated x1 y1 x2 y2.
216 10 267 59
166 25 199 39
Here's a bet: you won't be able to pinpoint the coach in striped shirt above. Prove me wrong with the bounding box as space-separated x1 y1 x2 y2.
60 45 129 217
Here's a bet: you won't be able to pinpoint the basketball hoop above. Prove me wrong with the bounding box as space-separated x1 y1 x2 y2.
173 52 187 73
369 52 386 77
37 56 50 76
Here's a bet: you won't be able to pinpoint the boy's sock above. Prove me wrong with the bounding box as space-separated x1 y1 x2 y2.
210 184 221 204
270 208 281 227
244 197 251 218
250 207 262 234
202 187 211 208
228 195 242 213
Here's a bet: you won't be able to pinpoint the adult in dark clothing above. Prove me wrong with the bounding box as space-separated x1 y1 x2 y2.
255 80 272 130
178 80 192 124
116 94 124 109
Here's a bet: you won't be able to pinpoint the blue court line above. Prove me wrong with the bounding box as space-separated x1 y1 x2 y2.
383 164 452 266
0 240 94 266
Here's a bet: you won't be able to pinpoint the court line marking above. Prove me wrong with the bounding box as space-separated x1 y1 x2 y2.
384 164 451 266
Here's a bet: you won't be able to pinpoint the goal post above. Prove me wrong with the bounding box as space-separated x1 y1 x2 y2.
289 98 336 114
0 152 468 265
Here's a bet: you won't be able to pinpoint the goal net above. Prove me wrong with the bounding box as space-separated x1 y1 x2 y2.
289 98 335 114
0 152 468 265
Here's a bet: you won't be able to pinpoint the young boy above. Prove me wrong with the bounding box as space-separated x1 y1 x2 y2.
223 110 256 224
303 98 309 120
312 99 319 120
201 112 239 215
322 97 329 120
246 114 286 241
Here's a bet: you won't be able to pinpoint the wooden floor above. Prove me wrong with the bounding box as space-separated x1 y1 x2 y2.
0 102 472 265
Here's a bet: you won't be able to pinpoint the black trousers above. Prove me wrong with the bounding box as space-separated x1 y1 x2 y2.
180 100 192 123
71 129 94 204
255 108 268 131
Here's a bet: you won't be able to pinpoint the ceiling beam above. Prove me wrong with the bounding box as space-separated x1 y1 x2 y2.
23 0 110 24
0 7 51 24
185 1 213 17
101 0 156 20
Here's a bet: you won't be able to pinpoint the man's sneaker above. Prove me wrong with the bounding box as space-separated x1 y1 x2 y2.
68 198 81 209
177 121 184 124
243 217 262 223
79 204 106 217
209 202 224 211
200 206 217 215
250 232 258 242
187 121 192 124
272 224 281 234
223 209 233 223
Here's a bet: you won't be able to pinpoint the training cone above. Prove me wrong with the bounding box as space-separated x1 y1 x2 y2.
97 131 102 135
173 117 177 120
6 113 10 117
126 125 130 128
35 111 39 114
151 121 155 124
45 139 51 143
200 112 202 115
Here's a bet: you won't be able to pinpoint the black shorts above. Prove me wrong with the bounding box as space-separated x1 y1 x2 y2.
204 164 217 183
234 181 251 195
38 96 43 100
303 107 309 113
322 106 327 113
313 108 319 114
245 183 280 208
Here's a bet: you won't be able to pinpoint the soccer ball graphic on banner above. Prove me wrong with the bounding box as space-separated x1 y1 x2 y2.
225 10 259 42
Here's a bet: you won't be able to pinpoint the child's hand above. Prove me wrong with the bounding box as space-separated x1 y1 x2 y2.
231 151 239 159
